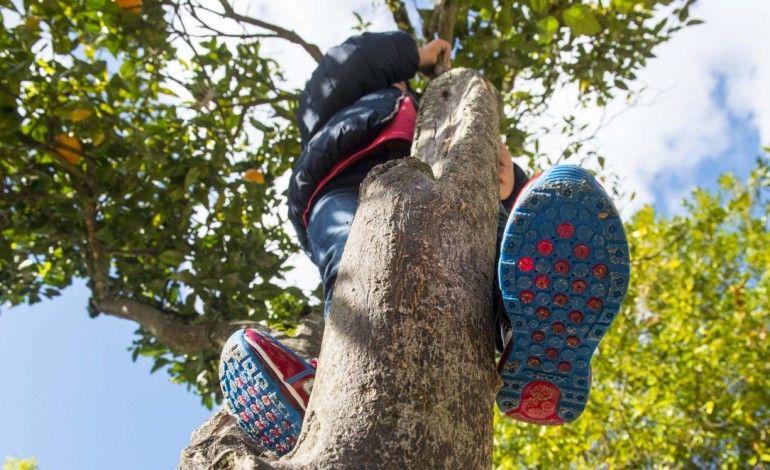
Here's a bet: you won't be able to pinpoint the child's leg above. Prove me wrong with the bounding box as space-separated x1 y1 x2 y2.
219 329 316 456
494 203 513 353
305 187 359 321
217 188 358 456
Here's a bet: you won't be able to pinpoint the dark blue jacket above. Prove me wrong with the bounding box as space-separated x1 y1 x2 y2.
288 31 420 251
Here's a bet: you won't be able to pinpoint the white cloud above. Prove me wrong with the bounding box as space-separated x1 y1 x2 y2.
547 0 770 216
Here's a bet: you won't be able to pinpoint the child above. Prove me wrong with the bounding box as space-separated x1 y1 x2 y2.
218 31 630 454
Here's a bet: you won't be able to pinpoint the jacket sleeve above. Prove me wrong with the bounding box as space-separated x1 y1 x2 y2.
295 31 419 148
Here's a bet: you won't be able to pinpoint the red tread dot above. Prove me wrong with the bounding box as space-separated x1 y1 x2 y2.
551 322 566 334
532 331 546 342
558 362 572 373
553 293 568 307
250 404 260 414
527 356 541 367
537 240 554 255
235 377 244 387
574 244 591 259
569 311 584 323
593 264 608 279
520 290 535 303
535 275 551 289
536 307 551 319
518 256 535 272
572 279 587 293
587 297 603 311
240 411 251 422
566 336 581 347
545 348 559 359
557 223 575 238
554 260 570 275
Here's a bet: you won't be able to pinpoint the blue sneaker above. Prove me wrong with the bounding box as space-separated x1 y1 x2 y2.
219 329 316 455
496 165 630 425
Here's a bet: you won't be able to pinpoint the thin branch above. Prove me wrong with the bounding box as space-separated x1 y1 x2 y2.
171 28 279 40
427 0 458 43
214 0 323 63
386 0 416 37
14 131 98 194
93 295 324 358
218 94 299 109
106 249 161 258
83 198 110 299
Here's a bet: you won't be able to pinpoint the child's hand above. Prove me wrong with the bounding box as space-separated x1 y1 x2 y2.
418 39 452 78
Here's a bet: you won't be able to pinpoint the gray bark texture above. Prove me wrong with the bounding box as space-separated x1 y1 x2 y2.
179 68 502 470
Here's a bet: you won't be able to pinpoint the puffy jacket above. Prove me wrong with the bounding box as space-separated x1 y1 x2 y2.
288 31 420 251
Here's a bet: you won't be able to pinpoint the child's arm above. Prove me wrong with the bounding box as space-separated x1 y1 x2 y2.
296 31 420 148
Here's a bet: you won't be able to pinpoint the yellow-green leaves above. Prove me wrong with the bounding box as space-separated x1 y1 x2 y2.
494 158 770 468
564 4 603 36
2 457 37 470
529 0 551 15
536 16 560 44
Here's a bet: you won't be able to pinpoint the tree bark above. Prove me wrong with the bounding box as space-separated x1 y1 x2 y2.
180 68 501 469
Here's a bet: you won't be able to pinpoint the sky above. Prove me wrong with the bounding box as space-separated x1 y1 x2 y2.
2 1 769 468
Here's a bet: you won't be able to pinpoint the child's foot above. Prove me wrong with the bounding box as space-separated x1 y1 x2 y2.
497 165 630 425
219 329 316 455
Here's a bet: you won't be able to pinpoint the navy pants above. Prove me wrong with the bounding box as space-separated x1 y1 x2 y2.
306 186 511 327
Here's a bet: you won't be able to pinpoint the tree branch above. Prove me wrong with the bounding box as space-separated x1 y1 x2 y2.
214 0 323 63
386 0 416 37
426 0 458 44
93 295 324 359
218 94 299 109
83 198 110 299
14 131 98 194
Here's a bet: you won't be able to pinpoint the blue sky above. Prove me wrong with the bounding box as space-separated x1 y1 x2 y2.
2 1 769 469
0 280 212 469
649 74 763 216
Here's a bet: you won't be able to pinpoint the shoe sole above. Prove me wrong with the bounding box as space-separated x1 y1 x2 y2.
497 165 630 425
219 331 307 455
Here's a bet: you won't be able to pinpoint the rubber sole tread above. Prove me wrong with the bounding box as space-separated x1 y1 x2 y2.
219 332 304 456
497 165 630 425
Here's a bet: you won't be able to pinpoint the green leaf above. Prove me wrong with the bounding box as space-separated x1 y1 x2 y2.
158 250 185 266
563 4 602 36
536 16 560 43
529 0 549 15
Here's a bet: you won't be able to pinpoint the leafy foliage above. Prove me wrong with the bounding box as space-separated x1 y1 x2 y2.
417 0 697 165
494 157 770 468
2 457 37 470
1 0 696 408
1 0 306 402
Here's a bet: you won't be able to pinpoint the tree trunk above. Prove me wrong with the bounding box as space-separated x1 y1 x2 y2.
180 68 502 469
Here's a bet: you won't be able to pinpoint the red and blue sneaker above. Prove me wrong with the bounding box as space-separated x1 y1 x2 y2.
219 329 316 455
497 165 630 425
